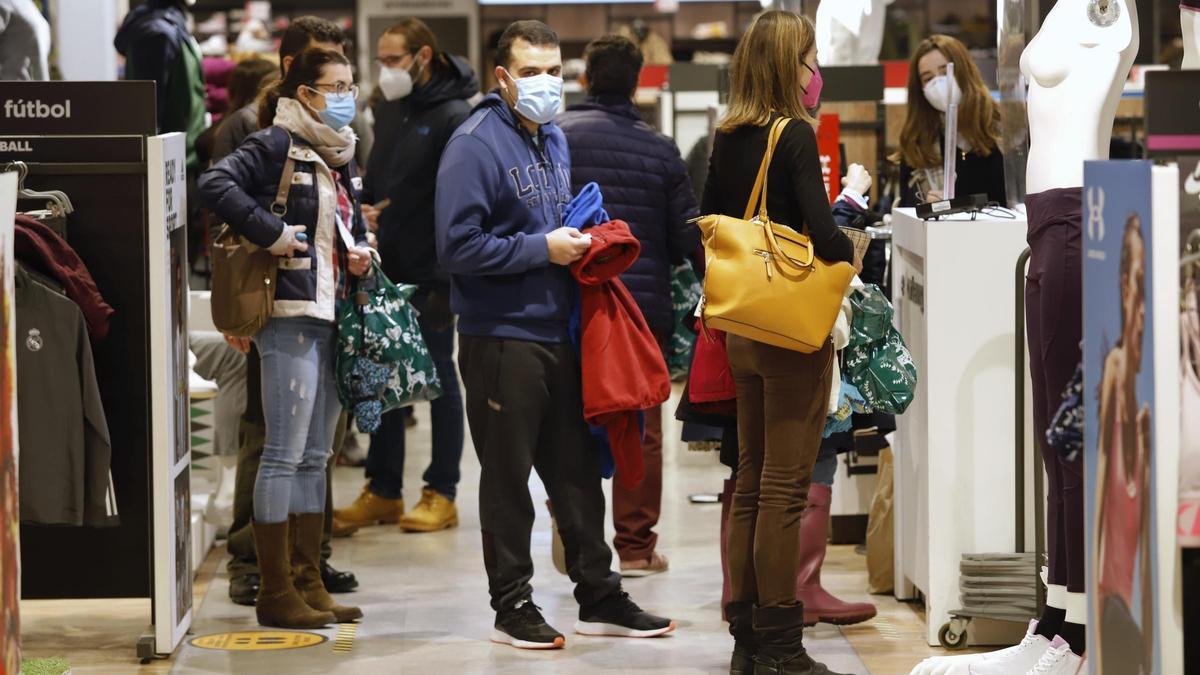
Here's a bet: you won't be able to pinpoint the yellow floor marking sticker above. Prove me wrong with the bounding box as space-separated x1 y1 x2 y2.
332 623 358 654
189 631 327 651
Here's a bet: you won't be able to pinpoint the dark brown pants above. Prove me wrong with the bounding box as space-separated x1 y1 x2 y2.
612 405 663 562
725 335 833 609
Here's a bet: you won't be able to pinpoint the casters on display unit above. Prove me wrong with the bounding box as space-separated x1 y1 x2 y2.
938 618 969 650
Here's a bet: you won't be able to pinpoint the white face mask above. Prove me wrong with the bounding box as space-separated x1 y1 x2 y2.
922 74 962 113
505 70 563 125
379 66 414 101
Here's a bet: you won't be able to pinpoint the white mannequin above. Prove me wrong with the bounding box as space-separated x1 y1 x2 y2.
1021 0 1138 193
815 0 895 66
1183 5 1200 69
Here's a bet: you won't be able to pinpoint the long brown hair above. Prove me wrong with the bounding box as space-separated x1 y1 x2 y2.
384 18 453 73
258 48 351 129
719 11 818 133
895 35 1001 169
220 57 277 133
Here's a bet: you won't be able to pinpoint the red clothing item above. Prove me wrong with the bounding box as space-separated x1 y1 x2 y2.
571 220 671 490
14 215 114 341
688 322 736 408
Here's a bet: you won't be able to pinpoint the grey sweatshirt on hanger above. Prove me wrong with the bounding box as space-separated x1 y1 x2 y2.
16 265 117 527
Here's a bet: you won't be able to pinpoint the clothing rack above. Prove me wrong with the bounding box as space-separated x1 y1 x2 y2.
0 80 192 659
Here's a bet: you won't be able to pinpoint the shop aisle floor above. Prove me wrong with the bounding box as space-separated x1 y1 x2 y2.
20 388 970 674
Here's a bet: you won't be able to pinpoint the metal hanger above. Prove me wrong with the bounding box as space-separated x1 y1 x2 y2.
1 161 74 216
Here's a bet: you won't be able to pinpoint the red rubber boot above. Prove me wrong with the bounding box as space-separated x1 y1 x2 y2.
796 483 877 626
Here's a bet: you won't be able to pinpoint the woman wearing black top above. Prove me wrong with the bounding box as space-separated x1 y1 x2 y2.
702 10 855 675
894 34 1007 206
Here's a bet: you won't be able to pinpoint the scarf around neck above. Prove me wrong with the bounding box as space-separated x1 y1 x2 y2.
273 97 357 168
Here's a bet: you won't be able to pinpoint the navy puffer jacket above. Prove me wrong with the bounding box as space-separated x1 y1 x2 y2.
557 96 700 338
199 125 369 322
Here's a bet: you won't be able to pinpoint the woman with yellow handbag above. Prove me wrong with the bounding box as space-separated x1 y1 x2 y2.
698 10 858 675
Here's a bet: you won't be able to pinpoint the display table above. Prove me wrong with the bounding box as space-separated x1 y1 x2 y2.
890 208 1033 646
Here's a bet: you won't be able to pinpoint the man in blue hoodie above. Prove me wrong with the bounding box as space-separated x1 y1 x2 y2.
435 20 674 650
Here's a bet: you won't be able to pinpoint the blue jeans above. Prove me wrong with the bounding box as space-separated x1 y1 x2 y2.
253 317 342 524
812 443 838 487
366 313 464 500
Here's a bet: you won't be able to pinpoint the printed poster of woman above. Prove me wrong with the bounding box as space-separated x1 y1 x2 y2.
1092 214 1154 674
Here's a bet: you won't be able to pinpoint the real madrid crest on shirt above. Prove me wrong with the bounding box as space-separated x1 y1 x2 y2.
25 328 42 352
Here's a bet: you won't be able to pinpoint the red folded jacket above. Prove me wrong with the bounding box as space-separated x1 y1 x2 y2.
571 220 671 490
15 215 114 341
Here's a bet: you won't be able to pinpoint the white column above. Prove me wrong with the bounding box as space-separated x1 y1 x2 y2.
55 0 120 80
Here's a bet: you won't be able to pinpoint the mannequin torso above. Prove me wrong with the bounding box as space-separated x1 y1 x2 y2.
815 0 894 66
1021 0 1138 193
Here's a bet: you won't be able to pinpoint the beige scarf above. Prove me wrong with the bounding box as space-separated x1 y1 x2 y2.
273 97 357 167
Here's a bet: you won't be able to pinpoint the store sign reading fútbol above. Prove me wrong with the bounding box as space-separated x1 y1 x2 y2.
189 631 327 651
3 99 71 119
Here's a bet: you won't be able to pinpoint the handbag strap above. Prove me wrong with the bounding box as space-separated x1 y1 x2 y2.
271 140 298 217
742 117 791 221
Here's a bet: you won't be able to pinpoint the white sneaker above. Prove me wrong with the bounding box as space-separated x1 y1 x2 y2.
1026 636 1083 675
908 621 1049 675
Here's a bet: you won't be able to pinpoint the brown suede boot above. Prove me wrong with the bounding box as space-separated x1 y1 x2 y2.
252 520 337 629
290 513 363 623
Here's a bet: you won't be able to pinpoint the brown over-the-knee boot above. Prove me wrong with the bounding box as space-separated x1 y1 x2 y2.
290 513 363 623
252 520 337 628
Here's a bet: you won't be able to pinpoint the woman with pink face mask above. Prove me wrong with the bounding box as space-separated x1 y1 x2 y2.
892 34 1007 206
701 10 857 675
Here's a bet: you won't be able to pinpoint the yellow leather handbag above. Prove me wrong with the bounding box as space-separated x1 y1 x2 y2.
697 117 855 353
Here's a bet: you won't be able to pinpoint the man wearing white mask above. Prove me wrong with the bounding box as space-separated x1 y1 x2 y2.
435 20 673 650
335 18 477 536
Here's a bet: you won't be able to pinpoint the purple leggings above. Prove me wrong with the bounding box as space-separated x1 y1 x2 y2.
1025 187 1085 593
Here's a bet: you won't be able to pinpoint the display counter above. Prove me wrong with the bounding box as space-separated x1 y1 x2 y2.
890 207 1034 646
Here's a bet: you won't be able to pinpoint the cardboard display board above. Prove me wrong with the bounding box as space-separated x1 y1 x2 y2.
147 133 192 654
1177 156 1200 549
0 171 19 675
1082 160 1181 675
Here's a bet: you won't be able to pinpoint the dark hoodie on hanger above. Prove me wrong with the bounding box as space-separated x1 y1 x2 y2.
365 55 479 286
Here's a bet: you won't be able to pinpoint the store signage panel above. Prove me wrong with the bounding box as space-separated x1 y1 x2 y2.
1179 156 1200 548
1082 160 1178 675
147 133 191 655
0 136 143 164
0 82 154 136
816 114 840 205
1146 71 1200 154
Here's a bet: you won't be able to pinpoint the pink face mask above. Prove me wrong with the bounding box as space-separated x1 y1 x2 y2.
801 63 823 109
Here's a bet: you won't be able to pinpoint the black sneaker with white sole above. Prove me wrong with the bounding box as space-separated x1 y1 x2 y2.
575 591 675 638
491 599 565 650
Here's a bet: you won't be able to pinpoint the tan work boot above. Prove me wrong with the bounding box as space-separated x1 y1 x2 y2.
334 483 403 527
289 513 363 623
331 516 359 538
399 488 459 532
251 520 336 629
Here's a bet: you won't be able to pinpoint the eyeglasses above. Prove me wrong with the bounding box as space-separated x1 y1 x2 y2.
375 51 416 69
308 82 360 99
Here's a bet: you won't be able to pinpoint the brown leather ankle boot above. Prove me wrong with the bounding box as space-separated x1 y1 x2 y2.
290 513 363 623
252 520 337 629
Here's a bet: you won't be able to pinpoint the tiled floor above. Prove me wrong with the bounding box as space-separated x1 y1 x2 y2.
20 392 973 674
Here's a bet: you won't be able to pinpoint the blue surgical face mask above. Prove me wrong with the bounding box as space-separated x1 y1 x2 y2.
504 69 563 126
314 90 357 129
